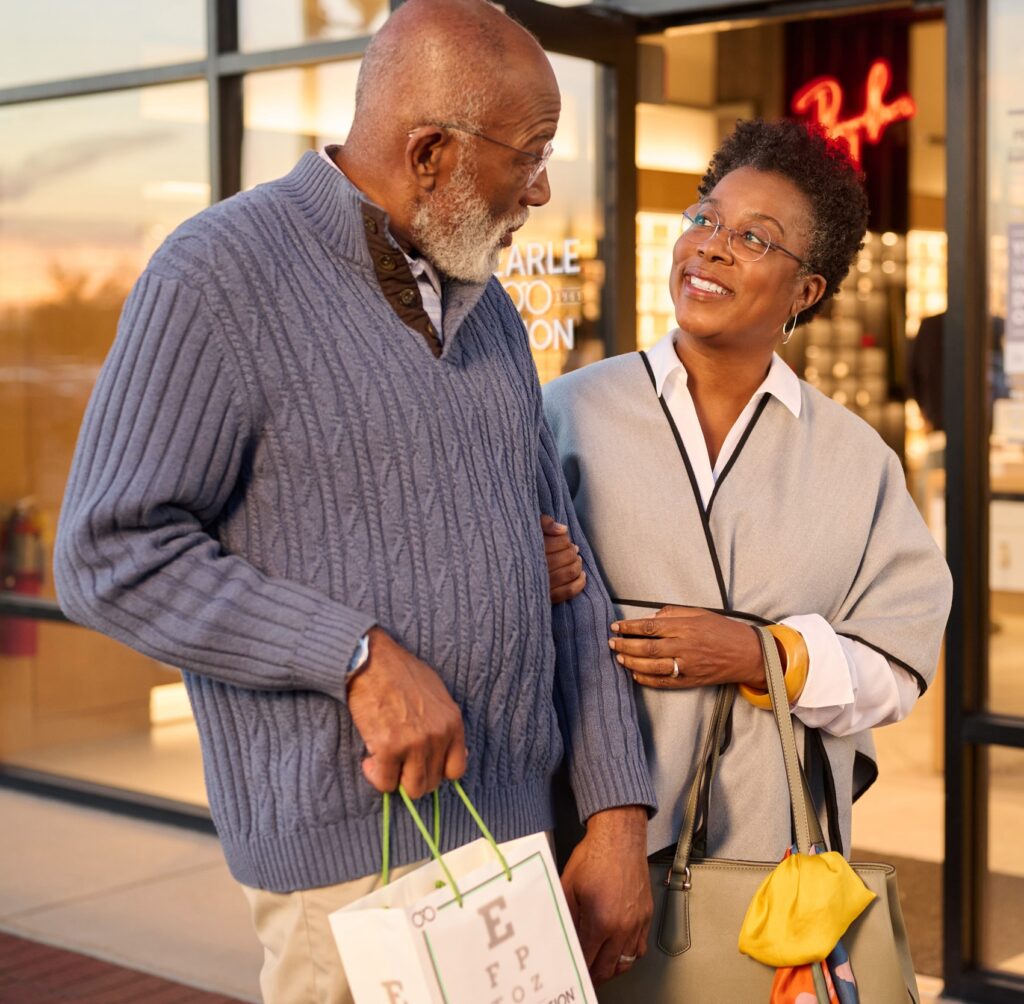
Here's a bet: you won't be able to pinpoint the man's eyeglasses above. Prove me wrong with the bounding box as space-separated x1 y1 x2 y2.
413 124 554 189
680 203 810 268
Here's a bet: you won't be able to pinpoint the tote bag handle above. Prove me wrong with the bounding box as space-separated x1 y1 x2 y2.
380 780 512 906
668 627 825 887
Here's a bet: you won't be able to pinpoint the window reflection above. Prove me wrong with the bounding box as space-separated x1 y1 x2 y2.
240 0 388 52
0 618 206 807
981 747 1024 976
0 0 204 89
498 54 606 384
242 61 361 187
0 82 209 800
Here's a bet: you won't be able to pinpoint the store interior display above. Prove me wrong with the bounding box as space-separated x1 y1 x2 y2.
780 230 909 459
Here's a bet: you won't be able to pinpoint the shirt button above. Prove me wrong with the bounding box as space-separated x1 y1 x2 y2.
379 253 396 271
399 288 417 307
426 323 436 336
363 215 378 234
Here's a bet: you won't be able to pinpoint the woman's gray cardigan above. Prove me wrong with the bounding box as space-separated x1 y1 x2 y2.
544 352 953 859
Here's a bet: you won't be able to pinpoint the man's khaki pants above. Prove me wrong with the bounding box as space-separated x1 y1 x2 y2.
241 861 424 1004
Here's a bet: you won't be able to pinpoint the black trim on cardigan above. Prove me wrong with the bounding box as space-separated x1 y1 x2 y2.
638 351 729 609
836 632 929 695
805 727 844 855
609 598 773 627
706 393 771 518
852 750 879 803
636 350 929 700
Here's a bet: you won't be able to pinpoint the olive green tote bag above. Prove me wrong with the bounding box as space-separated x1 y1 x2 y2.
599 627 919 1004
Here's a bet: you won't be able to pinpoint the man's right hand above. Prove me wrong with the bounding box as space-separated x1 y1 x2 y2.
347 627 467 798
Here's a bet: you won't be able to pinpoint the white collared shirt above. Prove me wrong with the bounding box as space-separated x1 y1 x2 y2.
645 329 920 736
319 148 445 341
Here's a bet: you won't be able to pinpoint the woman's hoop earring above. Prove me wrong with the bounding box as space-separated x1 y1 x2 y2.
781 312 799 345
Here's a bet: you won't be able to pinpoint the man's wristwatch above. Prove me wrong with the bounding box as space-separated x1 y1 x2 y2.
348 632 371 679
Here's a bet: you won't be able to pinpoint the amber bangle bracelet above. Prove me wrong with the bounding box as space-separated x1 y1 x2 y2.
739 623 809 709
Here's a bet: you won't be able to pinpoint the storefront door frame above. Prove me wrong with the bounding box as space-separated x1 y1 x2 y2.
945 1 1024 999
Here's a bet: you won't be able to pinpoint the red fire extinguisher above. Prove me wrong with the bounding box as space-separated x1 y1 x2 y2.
1 500 45 657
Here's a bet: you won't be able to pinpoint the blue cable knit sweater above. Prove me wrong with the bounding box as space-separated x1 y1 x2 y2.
54 152 655 891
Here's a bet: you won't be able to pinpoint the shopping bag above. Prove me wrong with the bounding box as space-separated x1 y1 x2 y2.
329 782 595 1004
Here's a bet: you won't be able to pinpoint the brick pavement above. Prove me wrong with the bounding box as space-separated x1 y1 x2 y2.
0 931 244 1003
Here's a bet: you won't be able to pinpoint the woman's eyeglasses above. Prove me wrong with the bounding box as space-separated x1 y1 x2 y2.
681 204 810 268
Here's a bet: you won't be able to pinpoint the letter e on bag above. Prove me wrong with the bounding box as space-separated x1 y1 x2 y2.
382 980 408 1004
478 897 515 948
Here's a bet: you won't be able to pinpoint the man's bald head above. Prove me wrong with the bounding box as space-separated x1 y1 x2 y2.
337 0 559 282
348 0 550 151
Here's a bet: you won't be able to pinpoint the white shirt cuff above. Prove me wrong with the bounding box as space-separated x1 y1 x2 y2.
780 613 855 709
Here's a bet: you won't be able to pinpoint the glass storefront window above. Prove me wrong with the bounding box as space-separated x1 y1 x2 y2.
636 212 678 351
987 0 1024 719
240 0 387 52
980 747 1024 976
0 81 209 800
0 618 206 807
498 54 606 385
242 60 361 187
0 1 205 89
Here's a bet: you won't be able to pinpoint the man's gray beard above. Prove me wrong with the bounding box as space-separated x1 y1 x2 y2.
410 153 528 284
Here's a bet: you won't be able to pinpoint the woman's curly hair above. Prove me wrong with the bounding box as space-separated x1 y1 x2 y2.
697 118 869 323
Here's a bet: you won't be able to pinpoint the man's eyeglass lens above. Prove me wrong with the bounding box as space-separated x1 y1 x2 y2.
442 125 552 188
681 204 774 262
525 143 553 188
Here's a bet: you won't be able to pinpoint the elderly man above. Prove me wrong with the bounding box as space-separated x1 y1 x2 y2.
54 0 654 1000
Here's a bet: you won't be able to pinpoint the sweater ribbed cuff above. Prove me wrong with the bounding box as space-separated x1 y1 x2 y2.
288 603 377 703
572 754 658 824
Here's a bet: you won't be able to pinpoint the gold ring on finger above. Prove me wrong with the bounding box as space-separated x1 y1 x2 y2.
671 659 681 679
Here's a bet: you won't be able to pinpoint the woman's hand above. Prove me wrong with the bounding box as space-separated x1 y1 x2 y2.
542 514 586 604
610 606 765 690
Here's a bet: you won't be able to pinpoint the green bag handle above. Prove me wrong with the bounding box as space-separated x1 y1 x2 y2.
380 780 511 907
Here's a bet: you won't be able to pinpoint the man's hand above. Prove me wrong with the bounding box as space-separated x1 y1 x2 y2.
347 627 466 798
561 805 651 985
541 514 586 604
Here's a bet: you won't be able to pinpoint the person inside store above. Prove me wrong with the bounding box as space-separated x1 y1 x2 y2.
909 311 1008 432
543 118 952 979
52 1 658 1001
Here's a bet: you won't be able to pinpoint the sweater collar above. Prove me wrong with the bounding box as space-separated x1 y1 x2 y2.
277 151 492 343
646 328 802 419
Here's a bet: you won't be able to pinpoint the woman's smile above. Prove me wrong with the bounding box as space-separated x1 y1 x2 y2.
682 270 734 299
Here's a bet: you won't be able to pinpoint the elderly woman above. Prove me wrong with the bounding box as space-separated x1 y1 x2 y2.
543 119 952 876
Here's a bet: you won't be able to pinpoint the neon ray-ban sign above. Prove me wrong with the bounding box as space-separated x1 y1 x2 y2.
791 59 917 165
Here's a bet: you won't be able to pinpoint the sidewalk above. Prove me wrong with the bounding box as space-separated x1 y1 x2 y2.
0 788 260 1002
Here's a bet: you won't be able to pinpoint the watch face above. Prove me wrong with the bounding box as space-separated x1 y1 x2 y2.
350 634 371 673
